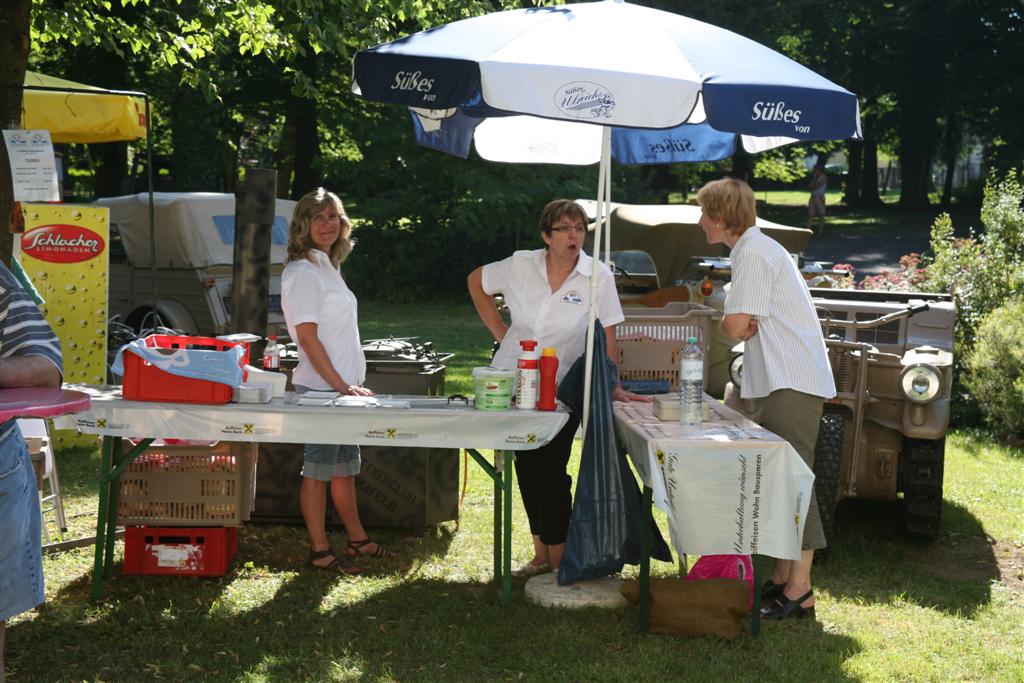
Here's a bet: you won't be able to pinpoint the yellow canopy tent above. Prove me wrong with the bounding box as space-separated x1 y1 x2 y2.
21 71 147 143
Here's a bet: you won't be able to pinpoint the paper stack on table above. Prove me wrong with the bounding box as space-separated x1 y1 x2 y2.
296 390 339 406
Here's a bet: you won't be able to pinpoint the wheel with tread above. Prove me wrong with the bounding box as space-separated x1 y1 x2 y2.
901 438 945 540
813 413 845 546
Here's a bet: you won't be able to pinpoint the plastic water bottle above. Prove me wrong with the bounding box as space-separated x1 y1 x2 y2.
516 339 540 409
263 335 281 372
679 336 703 429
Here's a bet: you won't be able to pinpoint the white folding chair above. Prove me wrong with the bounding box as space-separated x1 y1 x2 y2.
17 418 67 543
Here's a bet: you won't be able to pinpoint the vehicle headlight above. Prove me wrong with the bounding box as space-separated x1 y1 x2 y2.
728 353 743 388
900 364 942 403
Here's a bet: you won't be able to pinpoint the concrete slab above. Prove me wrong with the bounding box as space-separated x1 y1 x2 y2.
524 572 629 609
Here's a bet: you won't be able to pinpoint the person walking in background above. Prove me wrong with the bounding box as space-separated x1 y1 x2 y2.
697 177 835 620
281 188 394 576
807 164 828 235
0 261 63 683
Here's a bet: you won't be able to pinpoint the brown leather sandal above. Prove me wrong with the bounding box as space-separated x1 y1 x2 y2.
346 538 395 559
309 547 362 575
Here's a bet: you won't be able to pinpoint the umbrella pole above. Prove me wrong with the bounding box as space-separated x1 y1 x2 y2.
582 127 613 435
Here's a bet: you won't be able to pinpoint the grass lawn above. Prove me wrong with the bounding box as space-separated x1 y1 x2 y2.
10 302 1023 682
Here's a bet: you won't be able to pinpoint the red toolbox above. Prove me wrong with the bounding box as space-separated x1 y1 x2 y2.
121 335 249 404
123 526 238 576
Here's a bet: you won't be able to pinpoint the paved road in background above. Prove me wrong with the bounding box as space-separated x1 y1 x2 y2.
804 223 939 276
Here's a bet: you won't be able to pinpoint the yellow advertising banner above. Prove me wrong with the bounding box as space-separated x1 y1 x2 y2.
16 203 109 448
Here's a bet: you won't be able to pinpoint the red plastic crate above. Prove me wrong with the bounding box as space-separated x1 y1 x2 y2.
122 335 249 404
123 526 238 576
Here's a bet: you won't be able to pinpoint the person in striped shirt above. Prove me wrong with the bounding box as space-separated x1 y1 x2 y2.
0 260 63 682
697 177 835 622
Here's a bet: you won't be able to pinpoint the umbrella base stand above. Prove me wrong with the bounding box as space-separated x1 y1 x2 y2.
524 573 628 609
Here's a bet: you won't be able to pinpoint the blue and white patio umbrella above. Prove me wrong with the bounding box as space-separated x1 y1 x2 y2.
352 0 861 426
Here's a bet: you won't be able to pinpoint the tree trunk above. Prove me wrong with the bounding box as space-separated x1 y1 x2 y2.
171 85 223 191
861 138 883 207
844 139 862 206
0 0 31 267
91 142 129 198
897 144 934 211
275 115 296 199
289 94 320 199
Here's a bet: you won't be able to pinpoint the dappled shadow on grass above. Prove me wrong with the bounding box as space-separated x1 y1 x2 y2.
816 497 996 618
11 569 863 682
956 427 1024 461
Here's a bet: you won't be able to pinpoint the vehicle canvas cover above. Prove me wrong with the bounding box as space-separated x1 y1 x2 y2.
597 203 812 286
95 193 296 268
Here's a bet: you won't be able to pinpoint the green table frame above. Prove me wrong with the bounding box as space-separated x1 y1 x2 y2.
91 437 520 606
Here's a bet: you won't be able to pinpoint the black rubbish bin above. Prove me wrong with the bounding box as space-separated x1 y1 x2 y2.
251 338 459 527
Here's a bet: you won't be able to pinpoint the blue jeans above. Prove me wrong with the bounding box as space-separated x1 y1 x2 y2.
0 432 44 621
293 385 361 481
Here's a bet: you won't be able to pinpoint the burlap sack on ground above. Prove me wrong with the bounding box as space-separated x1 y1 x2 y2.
620 577 749 638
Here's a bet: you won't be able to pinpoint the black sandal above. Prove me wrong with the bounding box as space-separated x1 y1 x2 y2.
761 589 815 620
761 579 787 603
309 547 362 575
346 538 395 559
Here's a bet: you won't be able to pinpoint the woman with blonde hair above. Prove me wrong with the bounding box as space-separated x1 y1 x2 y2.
697 177 835 620
282 188 393 575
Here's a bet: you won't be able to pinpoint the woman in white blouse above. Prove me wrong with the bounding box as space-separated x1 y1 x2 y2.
697 177 835 620
282 188 393 575
467 199 647 577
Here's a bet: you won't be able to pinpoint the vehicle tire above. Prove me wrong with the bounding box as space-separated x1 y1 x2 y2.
901 438 945 540
813 412 845 547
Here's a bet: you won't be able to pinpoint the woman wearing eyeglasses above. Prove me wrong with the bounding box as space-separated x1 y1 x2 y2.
467 198 644 577
282 188 394 577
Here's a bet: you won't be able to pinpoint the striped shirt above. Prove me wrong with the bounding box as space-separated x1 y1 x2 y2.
725 227 834 400
0 263 63 442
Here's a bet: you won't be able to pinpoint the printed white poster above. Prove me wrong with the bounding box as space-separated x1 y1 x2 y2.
2 129 60 202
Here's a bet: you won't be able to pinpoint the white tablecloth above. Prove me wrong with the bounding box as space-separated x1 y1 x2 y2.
57 385 569 451
614 399 814 561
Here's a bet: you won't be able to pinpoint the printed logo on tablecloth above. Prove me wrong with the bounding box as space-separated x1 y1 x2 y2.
220 423 275 436
732 452 764 554
365 428 416 441
504 433 539 446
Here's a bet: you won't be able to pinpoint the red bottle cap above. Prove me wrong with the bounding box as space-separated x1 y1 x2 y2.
520 339 538 351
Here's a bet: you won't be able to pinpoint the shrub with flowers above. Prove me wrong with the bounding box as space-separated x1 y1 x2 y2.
921 171 1024 425
853 170 1024 427
860 253 929 292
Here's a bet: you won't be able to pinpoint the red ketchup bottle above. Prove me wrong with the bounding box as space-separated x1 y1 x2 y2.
536 347 559 411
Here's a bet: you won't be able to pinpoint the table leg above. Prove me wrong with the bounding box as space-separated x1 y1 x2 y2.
90 437 154 601
103 437 123 578
464 448 509 604
638 484 653 633
90 436 115 601
493 452 503 590
502 450 512 607
751 555 761 636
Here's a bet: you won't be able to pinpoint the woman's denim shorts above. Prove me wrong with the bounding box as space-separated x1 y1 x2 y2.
294 385 361 481
0 430 45 621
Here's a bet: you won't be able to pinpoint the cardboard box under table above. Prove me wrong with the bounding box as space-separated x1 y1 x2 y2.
59 385 568 605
